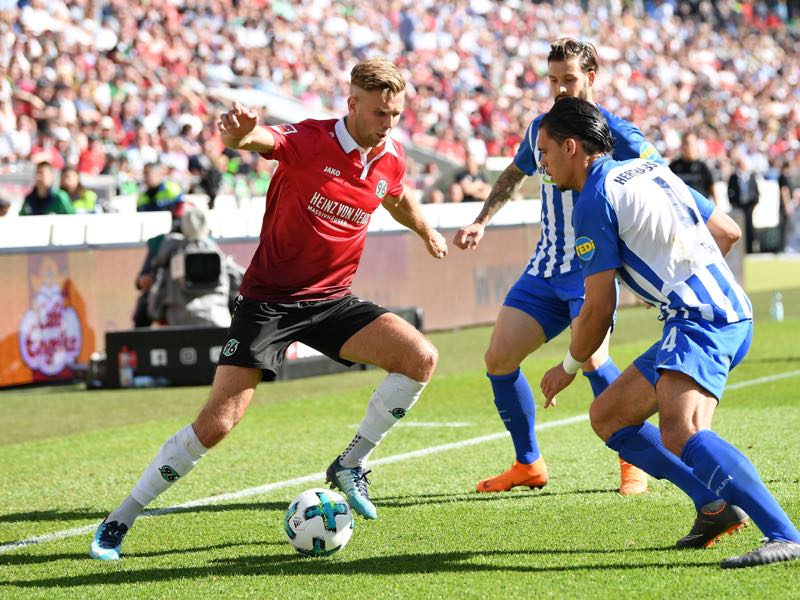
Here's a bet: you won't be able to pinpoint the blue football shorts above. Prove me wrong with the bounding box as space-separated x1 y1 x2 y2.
504 269 617 341
633 317 753 400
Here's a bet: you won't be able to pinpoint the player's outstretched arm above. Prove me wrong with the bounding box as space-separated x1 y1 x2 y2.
541 270 617 407
217 102 275 154
382 186 447 259
453 162 526 250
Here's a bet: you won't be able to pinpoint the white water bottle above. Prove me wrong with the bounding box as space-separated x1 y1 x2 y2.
770 292 784 322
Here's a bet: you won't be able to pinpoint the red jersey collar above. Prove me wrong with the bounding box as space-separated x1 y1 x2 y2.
335 117 398 158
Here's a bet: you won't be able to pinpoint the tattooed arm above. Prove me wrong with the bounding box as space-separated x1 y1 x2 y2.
452 162 527 250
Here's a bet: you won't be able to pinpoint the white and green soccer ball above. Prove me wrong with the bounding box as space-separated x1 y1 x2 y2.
284 488 354 556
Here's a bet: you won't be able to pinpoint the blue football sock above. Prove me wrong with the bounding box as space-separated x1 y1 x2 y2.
488 369 540 464
607 423 718 509
583 358 621 397
682 430 800 542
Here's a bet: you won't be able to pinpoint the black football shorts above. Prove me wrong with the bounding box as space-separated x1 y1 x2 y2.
217 294 388 376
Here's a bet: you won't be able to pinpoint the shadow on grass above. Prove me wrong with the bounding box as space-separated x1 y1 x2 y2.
1 486 616 528
0 509 109 524
375 487 618 509
0 540 282 566
0 501 292 525
0 546 716 588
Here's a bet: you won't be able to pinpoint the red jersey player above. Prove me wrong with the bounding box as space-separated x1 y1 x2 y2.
90 59 448 561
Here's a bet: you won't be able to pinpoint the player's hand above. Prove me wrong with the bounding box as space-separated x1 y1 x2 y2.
426 230 448 259
540 364 576 408
218 102 259 140
453 222 485 250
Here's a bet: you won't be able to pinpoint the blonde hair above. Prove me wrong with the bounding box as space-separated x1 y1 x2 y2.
350 58 405 94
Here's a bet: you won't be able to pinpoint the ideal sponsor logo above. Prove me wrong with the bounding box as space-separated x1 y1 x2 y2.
18 257 82 377
324 166 341 177
575 236 596 261
307 191 370 226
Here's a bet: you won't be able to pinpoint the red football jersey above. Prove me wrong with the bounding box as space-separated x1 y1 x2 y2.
239 118 406 301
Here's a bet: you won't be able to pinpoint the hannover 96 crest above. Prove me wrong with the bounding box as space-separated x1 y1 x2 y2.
375 179 387 198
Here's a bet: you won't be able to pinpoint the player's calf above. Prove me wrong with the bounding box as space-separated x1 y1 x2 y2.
88 424 207 560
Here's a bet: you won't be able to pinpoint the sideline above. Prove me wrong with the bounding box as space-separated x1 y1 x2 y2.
2 369 799 556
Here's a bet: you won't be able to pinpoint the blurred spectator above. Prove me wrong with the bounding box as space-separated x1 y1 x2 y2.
187 154 223 207
2 0 799 199
137 162 183 212
449 153 492 203
77 135 107 175
29 131 65 171
417 162 445 204
778 160 799 252
60 166 100 214
728 154 762 254
19 161 75 216
0 197 10 218
669 132 721 205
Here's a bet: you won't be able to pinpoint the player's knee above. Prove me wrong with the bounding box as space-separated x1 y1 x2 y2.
659 422 692 457
410 339 438 382
588 400 614 441
483 345 518 375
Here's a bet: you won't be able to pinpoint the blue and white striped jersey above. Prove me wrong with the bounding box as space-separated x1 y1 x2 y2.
573 157 752 324
514 105 661 278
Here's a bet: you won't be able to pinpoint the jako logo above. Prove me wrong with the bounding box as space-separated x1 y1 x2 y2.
575 236 596 261
324 166 340 177
390 408 406 419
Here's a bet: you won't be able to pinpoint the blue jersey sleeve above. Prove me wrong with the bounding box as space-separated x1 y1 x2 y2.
688 186 714 223
573 188 622 277
601 106 665 165
513 119 539 176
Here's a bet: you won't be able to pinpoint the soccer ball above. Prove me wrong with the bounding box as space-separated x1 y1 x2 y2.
284 488 354 556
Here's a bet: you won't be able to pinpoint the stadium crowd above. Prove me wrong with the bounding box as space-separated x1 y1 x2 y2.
0 0 799 217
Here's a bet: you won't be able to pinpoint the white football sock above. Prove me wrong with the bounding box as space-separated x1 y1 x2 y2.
106 495 144 529
129 424 208 507
341 373 426 466
339 434 376 468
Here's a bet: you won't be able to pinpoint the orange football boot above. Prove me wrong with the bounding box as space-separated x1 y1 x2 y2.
618 458 648 495
476 457 549 492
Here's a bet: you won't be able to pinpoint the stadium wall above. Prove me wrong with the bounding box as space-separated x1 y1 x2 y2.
0 208 540 388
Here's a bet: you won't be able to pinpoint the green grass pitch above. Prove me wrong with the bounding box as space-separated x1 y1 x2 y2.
1 257 800 598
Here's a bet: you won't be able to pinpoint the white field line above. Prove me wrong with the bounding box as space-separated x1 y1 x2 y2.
1 369 798 556
350 421 474 428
